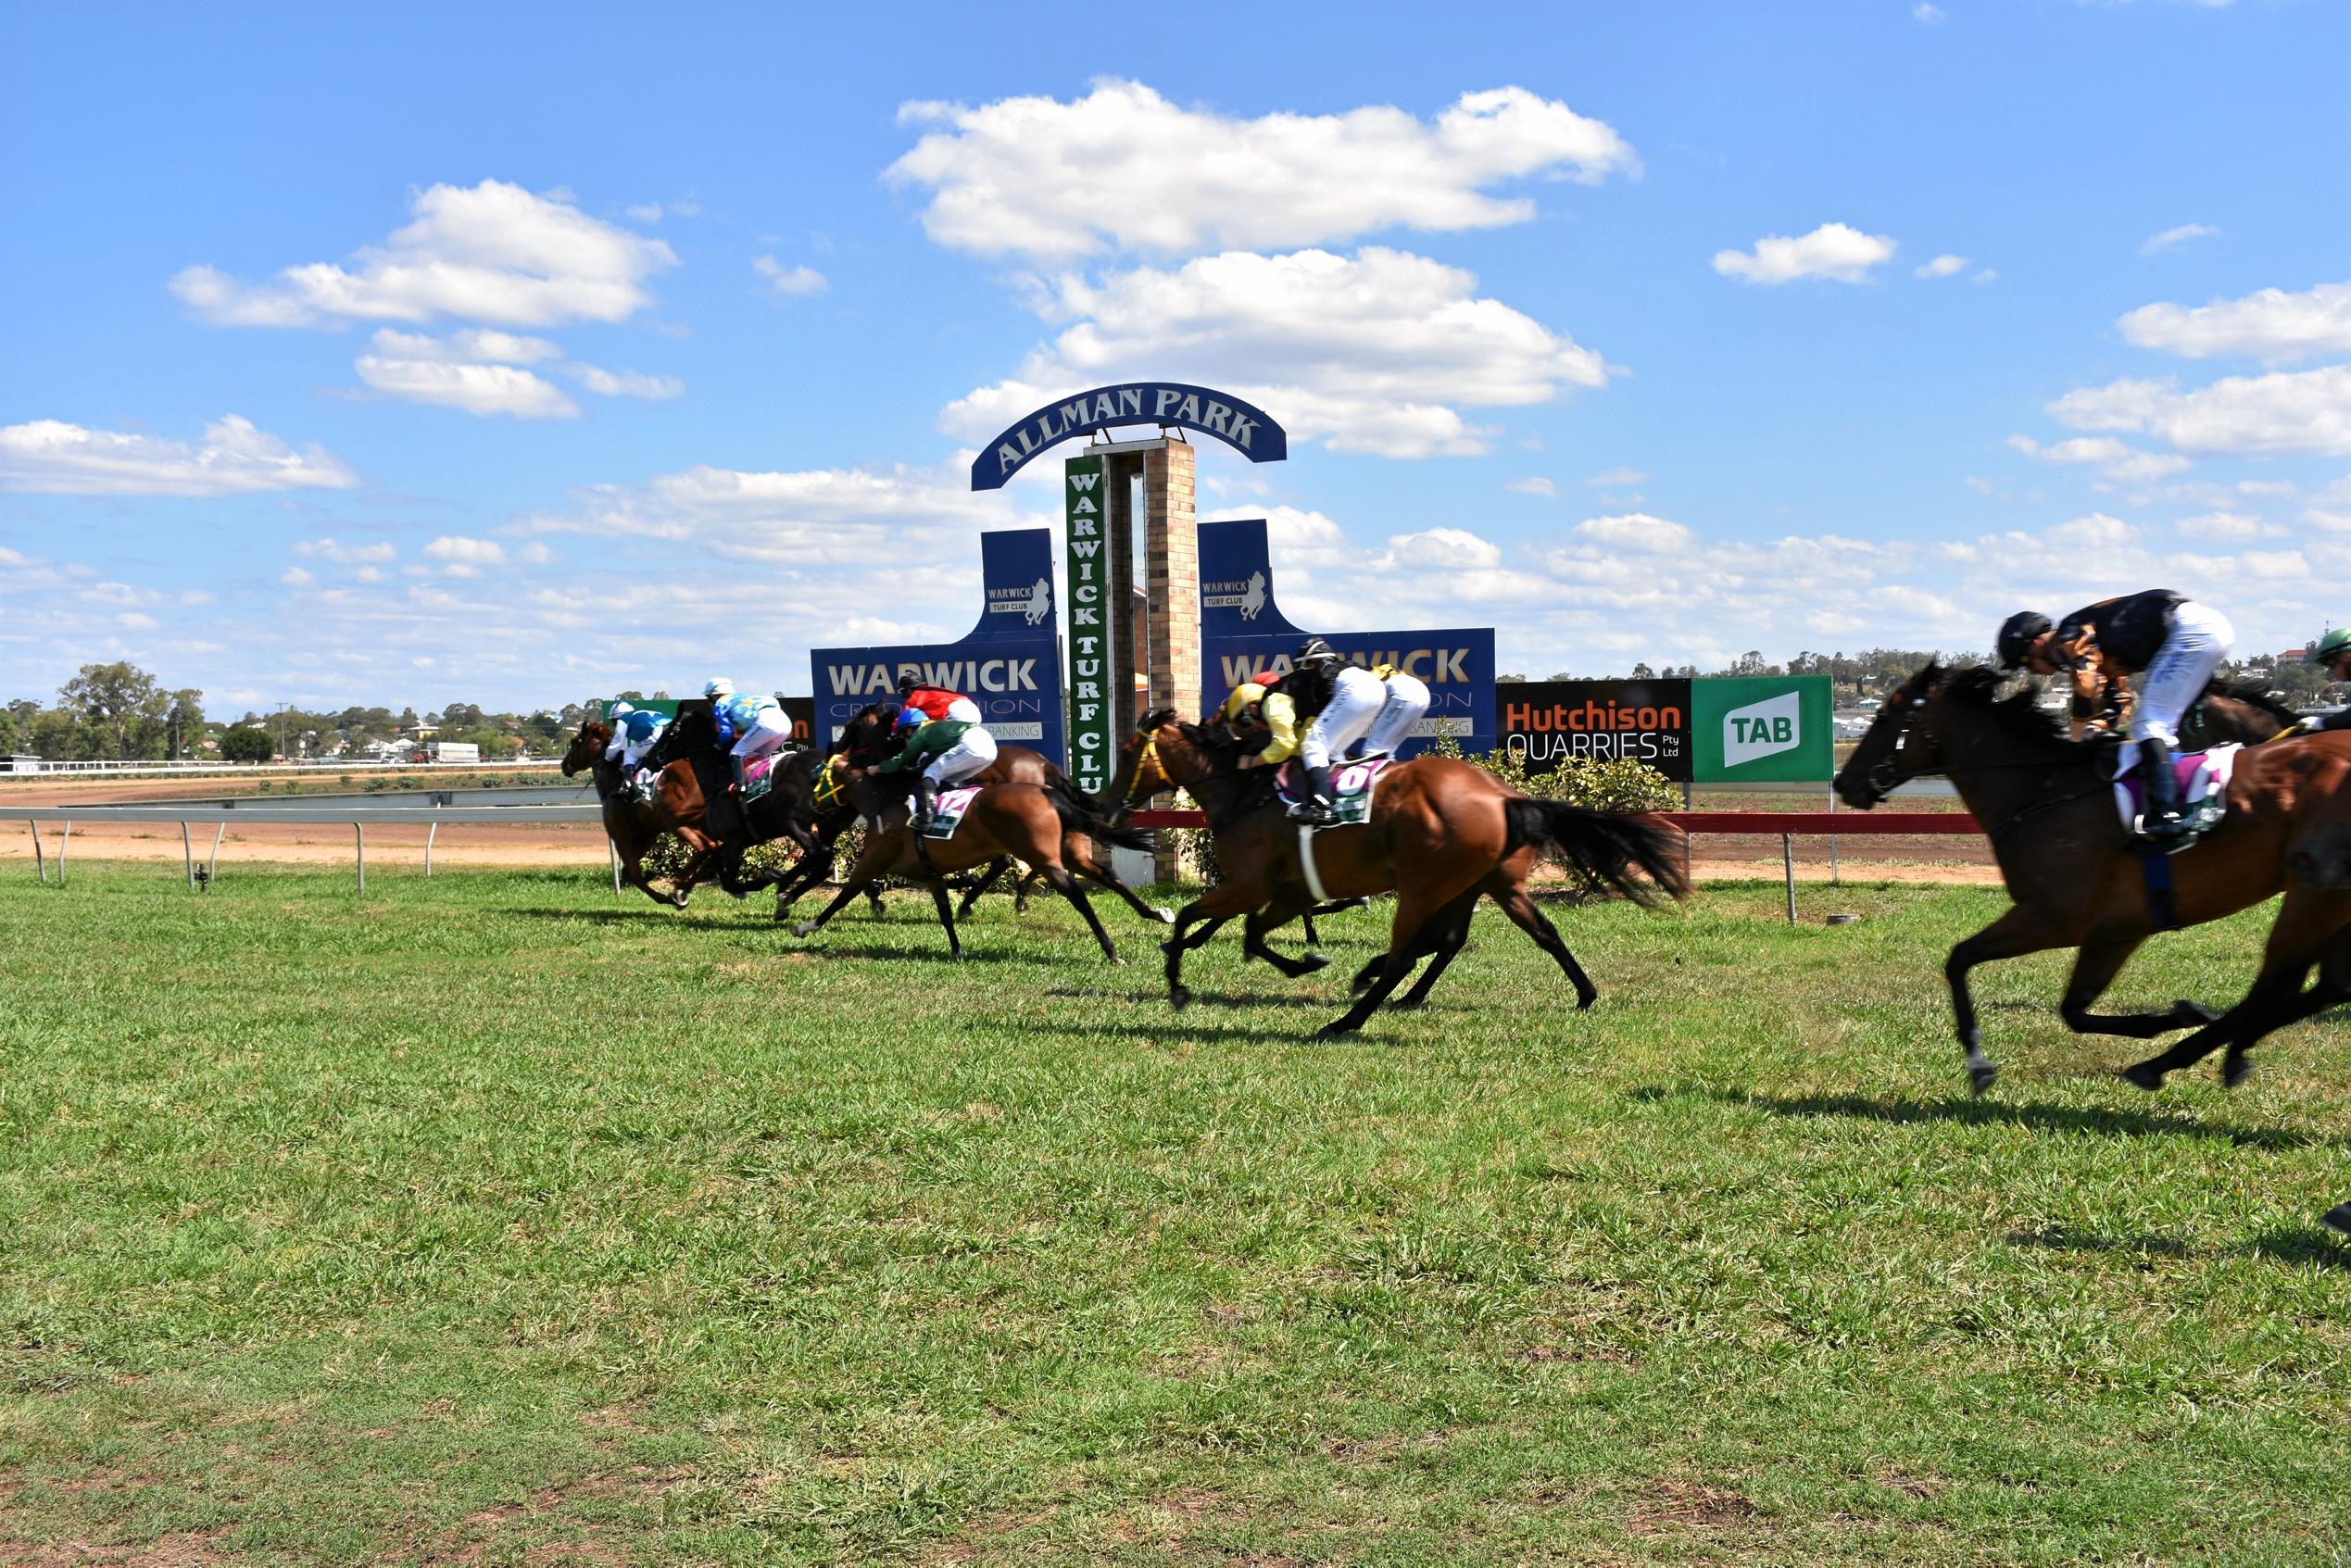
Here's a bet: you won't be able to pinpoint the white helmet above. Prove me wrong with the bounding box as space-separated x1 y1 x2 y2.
610 700 635 717
703 677 735 699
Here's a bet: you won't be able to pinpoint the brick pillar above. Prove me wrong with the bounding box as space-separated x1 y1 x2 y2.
1143 439 1199 883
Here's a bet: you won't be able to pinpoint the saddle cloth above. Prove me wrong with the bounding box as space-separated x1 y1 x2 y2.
2112 743 2239 843
625 767 660 807
1276 755 1393 826
922 785 982 840
742 752 785 804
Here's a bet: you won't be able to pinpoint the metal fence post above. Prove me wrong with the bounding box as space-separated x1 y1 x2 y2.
58 820 68 884
29 820 45 884
610 839 622 897
209 823 224 884
182 822 195 889
354 822 365 894
425 820 438 877
1829 785 1840 885
1783 833 1797 925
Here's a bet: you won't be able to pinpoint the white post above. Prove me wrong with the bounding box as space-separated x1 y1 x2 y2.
1829 785 1840 885
209 823 224 884
182 822 195 889
58 820 68 884
610 838 622 897
1782 834 1797 925
29 820 44 884
425 820 438 877
354 822 366 894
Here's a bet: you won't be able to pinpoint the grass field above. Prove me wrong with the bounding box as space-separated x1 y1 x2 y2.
3 863 2347 1565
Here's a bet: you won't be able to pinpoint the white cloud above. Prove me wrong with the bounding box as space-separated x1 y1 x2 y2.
942 246 1606 459
1504 476 1556 497
2005 433 2192 482
281 566 316 587
0 415 358 496
2176 510 2283 541
1585 466 1648 487
1914 2 1945 20
1575 512 1694 553
367 327 562 365
754 256 830 296
1971 269 1998 284
565 363 685 400
1713 221 1896 285
2118 281 2351 362
354 355 579 418
2141 222 2219 257
2049 366 2351 457
1915 253 1968 279
1374 526 1502 571
887 81 1636 262
170 180 676 328
423 536 508 576
295 537 397 564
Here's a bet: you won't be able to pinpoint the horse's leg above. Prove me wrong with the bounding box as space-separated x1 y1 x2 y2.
1316 886 1464 1039
1242 901 1329 978
2121 894 2351 1089
2056 929 2214 1038
788 838 892 940
1038 862 1121 961
1067 846 1177 925
1164 878 1272 1010
1943 903 2070 1096
921 869 963 961
955 856 1014 919
1172 911 1236 953
1479 884 1600 1011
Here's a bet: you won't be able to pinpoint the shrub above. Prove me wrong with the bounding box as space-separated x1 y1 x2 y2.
218 726 273 763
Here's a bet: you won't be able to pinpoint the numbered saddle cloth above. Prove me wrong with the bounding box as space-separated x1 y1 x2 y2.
625 768 660 807
742 752 786 804
2113 743 2239 844
922 785 983 840
1276 756 1393 826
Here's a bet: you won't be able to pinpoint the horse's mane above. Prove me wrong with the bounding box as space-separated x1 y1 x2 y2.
2203 675 2298 725
1934 664 2074 747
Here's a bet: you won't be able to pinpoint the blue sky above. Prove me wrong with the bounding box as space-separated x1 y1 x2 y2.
5 0 2348 712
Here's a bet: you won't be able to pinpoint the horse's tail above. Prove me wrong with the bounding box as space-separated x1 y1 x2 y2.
1502 798 1689 906
1046 776 1155 852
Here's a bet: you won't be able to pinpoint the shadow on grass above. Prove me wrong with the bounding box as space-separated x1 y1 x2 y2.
502 906 750 930
1025 1015 1345 1047
1657 1085 2329 1151
2244 1229 2351 1272
2005 1223 2191 1258
1041 985 1334 1011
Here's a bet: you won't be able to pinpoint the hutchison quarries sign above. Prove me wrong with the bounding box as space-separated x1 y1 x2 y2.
1500 679 1692 782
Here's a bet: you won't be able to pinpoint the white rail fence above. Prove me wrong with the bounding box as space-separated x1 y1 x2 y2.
6 757 566 777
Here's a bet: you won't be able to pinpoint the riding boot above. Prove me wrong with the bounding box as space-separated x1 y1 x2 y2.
1287 763 1337 825
911 775 939 833
2136 736 2187 847
730 755 748 795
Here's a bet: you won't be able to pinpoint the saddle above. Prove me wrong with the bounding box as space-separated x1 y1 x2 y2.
2113 744 2239 847
741 752 785 804
1275 755 1393 827
921 785 982 840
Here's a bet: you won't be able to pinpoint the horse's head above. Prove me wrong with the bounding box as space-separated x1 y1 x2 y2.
1117 708 1240 811
834 703 892 763
1832 661 1951 809
562 719 612 777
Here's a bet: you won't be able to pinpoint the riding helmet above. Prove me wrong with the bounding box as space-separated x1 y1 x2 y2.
2316 626 2351 667
610 700 635 719
1295 636 1340 667
703 677 735 699
1995 611 2053 671
894 706 924 730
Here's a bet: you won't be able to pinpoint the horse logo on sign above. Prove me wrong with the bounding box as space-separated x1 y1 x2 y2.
1239 570 1266 621
1024 575 1052 626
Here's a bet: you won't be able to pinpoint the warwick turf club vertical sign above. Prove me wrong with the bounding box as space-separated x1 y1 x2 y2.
1062 456 1115 796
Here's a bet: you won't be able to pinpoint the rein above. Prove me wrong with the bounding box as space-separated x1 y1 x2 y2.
1860 700 2110 844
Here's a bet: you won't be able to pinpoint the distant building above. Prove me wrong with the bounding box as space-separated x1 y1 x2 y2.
2279 647 2310 663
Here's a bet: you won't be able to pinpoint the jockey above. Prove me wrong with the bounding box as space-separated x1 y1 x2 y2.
723 689 792 793
1997 589 2233 846
602 701 670 777
876 704 998 832
1214 670 1287 734
896 672 984 725
1349 660 1432 760
705 677 738 746
2313 628 2351 731
1273 636 1385 825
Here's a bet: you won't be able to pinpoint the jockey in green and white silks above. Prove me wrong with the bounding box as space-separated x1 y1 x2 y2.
1998 589 2233 846
2314 627 2351 731
876 706 998 831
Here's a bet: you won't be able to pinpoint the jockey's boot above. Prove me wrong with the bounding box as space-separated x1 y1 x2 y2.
1287 764 1338 825
911 775 939 833
729 755 748 795
2136 736 2188 847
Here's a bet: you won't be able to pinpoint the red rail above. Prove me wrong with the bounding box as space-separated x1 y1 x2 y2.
1127 809 1980 835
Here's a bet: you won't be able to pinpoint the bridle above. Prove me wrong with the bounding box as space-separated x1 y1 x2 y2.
1854 684 2108 843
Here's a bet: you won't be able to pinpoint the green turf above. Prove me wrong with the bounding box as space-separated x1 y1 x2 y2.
2 863 2345 1564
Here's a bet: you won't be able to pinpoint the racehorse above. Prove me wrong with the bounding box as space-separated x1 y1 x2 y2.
786 772 1157 961
1120 710 1688 1037
2081 673 2301 749
560 719 730 907
1833 661 2351 1093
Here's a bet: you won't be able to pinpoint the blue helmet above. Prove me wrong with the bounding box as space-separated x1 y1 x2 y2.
894 706 924 731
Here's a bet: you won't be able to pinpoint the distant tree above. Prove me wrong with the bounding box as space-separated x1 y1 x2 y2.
1630 662 1656 680
219 726 274 763
1495 673 1526 684
59 661 167 757
1548 670 1572 681
164 689 205 758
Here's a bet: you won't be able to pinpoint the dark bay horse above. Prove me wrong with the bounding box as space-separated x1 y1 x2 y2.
1834 661 2351 1092
786 774 1155 961
1121 710 1687 1036
560 719 728 907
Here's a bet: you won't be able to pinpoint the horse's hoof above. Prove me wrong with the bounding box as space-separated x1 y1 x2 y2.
1151 906 1176 924
1967 1056 1998 1096
1576 992 1598 1013
2172 998 2219 1027
2118 1060 2166 1092
1314 1021 1358 1040
790 922 817 939
1300 951 1331 972
1169 985 1191 1010
2221 1054 2254 1089
2325 1202 2351 1238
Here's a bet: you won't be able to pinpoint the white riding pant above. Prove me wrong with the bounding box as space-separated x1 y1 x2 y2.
1353 673 1432 758
1300 666 1386 770
2128 602 2234 748
945 696 983 724
621 736 664 771
922 728 999 788
729 713 793 761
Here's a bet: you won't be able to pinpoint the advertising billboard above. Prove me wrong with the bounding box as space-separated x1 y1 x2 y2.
1498 678 1693 782
1690 675 1834 784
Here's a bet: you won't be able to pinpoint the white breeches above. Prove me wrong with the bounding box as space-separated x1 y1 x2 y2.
945 696 983 724
620 737 662 771
2128 602 2233 746
1300 666 1386 769
922 728 999 787
1354 673 1432 758
729 714 792 760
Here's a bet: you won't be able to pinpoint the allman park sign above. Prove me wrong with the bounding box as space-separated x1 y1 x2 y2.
970 382 1289 492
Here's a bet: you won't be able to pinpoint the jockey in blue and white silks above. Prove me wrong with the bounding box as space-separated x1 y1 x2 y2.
602 702 671 777
704 678 739 746
723 690 792 792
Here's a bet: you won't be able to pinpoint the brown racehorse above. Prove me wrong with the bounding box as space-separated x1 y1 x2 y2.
1120 710 1687 1037
2075 672 2301 749
560 719 728 907
786 772 1155 960
1833 661 2351 1093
